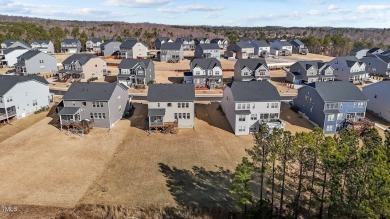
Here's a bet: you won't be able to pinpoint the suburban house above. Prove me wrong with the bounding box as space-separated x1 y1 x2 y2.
249 40 270 58
367 47 384 55
290 39 309 54
194 37 210 46
221 81 284 135
349 47 369 59
147 84 195 131
234 59 270 81
15 50 58 75
362 80 390 122
270 40 292 56
175 37 195 50
1 40 31 51
100 40 121 56
0 75 51 122
86 38 103 53
226 42 255 59
154 37 173 50
328 56 370 83
293 81 368 134
118 39 148 59
158 42 184 62
286 61 335 84
184 58 223 90
210 38 228 49
61 39 82 53
117 58 155 88
57 82 129 129
31 40 55 53
0 47 29 67
360 55 390 77
59 54 107 82
194 43 221 60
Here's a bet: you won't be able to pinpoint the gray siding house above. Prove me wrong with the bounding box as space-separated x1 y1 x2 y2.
118 39 148 59
175 37 195 50
100 40 121 56
286 61 335 84
362 80 390 122
31 40 55 53
158 42 184 62
328 56 370 83
290 39 309 54
86 38 103 53
154 37 173 50
226 42 255 59
59 54 107 82
15 50 58 75
270 40 292 56
185 58 223 90
0 75 51 122
117 58 155 88
210 38 228 49
349 47 369 59
234 59 270 81
61 39 82 53
250 40 270 58
58 82 129 129
361 55 390 77
221 81 284 135
147 84 195 130
194 43 221 60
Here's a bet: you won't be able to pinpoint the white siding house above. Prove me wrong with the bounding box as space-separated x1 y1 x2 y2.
328 56 370 83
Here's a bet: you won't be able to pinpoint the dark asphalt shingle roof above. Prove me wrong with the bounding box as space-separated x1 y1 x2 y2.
31 40 51 45
87 38 102 43
61 39 80 45
375 55 390 63
191 58 221 70
290 39 304 46
18 50 42 60
58 107 80 115
62 54 98 65
197 43 220 50
2 46 27 55
2 40 30 48
250 40 270 48
277 40 292 47
147 84 195 102
226 81 281 102
0 75 49 95
210 38 225 43
307 81 367 102
337 56 363 67
236 58 268 71
118 58 152 69
148 108 166 117
235 42 254 49
368 47 382 54
160 42 182 50
156 37 171 42
101 40 121 47
120 39 138 50
295 60 326 70
63 82 121 101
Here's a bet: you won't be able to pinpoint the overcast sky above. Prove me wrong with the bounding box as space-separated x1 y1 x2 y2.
0 0 390 28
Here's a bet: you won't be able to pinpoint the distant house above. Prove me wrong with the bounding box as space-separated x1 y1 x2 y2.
194 37 210 46
286 61 335 84
270 40 292 56
249 40 270 58
57 82 129 129
61 39 82 53
59 54 107 82
147 84 195 130
31 40 55 53
100 40 121 56
86 38 103 53
294 81 368 134
175 37 195 50
367 47 384 55
360 55 390 77
349 47 369 59
0 47 29 67
328 56 370 83
117 58 155 88
362 80 390 122
158 42 184 62
226 42 255 59
221 81 284 135
184 58 223 90
290 39 309 55
154 37 173 50
15 50 58 75
234 59 270 81
210 38 228 49
1 40 31 51
0 75 51 122
194 43 221 60
118 39 148 59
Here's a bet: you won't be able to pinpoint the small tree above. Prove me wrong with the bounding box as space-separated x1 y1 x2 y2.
230 157 254 215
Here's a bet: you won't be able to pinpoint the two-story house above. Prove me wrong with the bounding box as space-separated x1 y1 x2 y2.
362 80 390 122
86 38 103 53
0 47 29 67
194 37 210 46
270 40 292 56
226 42 255 59
15 50 58 75
175 37 195 50
210 38 228 49
59 54 107 82
117 58 155 88
349 47 369 59
184 58 223 90
361 55 390 77
290 39 309 54
286 61 335 84
61 39 82 53
118 39 148 59
57 82 129 129
0 75 51 122
154 37 173 50
367 47 384 56
249 40 270 58
158 42 184 62
234 59 270 81
194 43 221 60
100 40 121 56
294 81 368 134
1 40 31 51
147 84 195 131
328 56 370 83
31 40 55 53
221 81 284 135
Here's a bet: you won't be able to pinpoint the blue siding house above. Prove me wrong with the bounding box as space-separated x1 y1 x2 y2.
294 81 368 134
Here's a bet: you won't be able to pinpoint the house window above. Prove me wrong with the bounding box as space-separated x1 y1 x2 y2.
325 103 339 109
187 113 190 119
237 104 241 109
251 114 257 120
326 125 334 132
260 113 269 121
186 103 189 108
270 113 279 119
266 103 269 108
158 103 160 107
167 103 172 107
32 99 38 106
179 113 182 119
93 102 104 107
327 114 335 121
195 71 200 75
239 126 246 132
238 115 246 121
91 112 106 119
337 113 344 120
39 60 44 63
215 71 220 75
82 102 86 106
6 96 12 102
174 113 178 119
271 103 279 108
246 103 250 109
178 103 181 108
0 97 2 103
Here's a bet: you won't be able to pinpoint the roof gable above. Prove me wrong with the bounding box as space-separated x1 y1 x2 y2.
63 82 121 101
147 84 195 102
226 81 280 102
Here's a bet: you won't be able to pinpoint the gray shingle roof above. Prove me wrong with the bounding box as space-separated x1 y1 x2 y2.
290 39 304 46
235 42 254 49
368 47 382 54
375 55 390 63
87 38 102 43
156 37 171 42
210 38 225 43
226 81 280 102
2 46 27 55
18 50 42 60
148 108 166 117
337 56 363 67
58 107 80 115
32 40 51 45
191 58 221 70
61 39 80 45
160 42 182 50
2 40 30 48
0 75 49 96
118 58 152 69
63 82 121 101
120 39 138 50
350 46 368 53
236 58 268 71
197 43 220 50
147 84 195 102
101 39 121 47
307 81 367 102
295 60 326 70
250 40 270 48
277 40 292 47
62 54 98 65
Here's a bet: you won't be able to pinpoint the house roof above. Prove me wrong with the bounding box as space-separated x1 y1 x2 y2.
191 58 221 70
2 46 28 55
363 80 390 90
235 42 254 49
226 81 280 102
210 38 225 43
32 40 51 45
197 43 220 50
276 40 292 47
0 75 49 96
368 47 382 53
120 39 138 50
87 38 102 43
147 84 195 102
101 40 121 47
250 40 270 48
175 37 191 43
63 82 120 101
295 60 327 70
148 108 166 117
337 56 363 67
160 42 182 50
58 107 80 115
236 58 268 71
61 39 80 45
375 55 390 64
290 39 304 46
2 40 30 48
62 54 98 65
18 50 42 60
307 81 367 102
118 58 152 69
156 37 171 42
350 46 368 53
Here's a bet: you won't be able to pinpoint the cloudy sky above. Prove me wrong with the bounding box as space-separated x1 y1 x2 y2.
0 0 390 28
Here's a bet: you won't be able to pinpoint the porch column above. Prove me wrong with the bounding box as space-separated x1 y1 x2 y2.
4 99 9 124
60 115 63 131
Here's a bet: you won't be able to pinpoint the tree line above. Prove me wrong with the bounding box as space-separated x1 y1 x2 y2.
231 125 390 218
